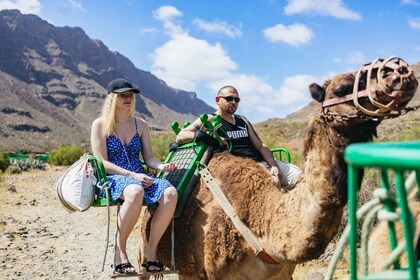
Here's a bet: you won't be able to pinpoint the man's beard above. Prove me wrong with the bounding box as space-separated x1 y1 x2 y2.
226 106 237 114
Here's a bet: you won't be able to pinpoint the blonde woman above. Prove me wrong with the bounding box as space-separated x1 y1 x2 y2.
91 78 177 274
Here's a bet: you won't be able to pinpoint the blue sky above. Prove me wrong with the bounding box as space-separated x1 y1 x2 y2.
1 0 420 123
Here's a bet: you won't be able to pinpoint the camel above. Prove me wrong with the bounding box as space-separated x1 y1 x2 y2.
140 57 418 279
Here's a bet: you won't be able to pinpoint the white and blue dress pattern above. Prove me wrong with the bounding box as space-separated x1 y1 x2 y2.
105 118 173 204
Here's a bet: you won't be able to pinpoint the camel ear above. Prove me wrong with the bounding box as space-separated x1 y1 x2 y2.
309 83 325 102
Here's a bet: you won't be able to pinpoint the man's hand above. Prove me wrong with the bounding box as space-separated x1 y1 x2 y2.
270 165 282 180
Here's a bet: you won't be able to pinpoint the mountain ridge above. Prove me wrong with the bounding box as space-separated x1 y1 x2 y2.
1 9 419 153
0 9 214 152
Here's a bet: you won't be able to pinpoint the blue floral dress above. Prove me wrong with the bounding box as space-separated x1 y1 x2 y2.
104 118 173 204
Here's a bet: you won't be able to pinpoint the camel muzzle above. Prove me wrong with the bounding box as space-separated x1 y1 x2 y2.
322 56 418 119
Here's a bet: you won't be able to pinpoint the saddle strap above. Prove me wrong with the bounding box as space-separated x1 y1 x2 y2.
199 165 279 264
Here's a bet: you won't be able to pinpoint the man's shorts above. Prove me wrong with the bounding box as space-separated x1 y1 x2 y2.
260 161 302 189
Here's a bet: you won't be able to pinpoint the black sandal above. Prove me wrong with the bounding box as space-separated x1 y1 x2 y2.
141 260 164 272
114 262 136 274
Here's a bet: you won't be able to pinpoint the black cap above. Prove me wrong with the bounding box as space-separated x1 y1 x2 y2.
106 78 140 94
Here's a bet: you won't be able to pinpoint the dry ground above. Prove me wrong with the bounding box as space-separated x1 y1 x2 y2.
0 167 348 280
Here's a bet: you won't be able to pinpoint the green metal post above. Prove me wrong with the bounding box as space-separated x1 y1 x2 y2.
394 170 418 280
348 164 358 280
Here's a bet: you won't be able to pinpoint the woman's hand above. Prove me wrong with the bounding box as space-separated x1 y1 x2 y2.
133 173 155 188
158 162 176 172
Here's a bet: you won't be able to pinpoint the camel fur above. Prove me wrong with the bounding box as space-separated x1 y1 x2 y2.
139 69 418 280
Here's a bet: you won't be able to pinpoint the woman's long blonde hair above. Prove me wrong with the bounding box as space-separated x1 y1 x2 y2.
99 93 136 137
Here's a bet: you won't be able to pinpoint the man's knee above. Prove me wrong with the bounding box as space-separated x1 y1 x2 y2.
277 161 302 188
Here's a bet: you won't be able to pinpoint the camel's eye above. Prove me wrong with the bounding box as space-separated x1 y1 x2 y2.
333 86 352 97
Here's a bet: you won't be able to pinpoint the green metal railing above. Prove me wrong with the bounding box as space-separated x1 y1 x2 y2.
345 142 420 280
270 147 291 163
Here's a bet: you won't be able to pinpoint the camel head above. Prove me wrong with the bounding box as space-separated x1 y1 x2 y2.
309 56 418 128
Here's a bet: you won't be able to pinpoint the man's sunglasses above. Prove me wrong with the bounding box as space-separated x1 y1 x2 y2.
219 96 241 103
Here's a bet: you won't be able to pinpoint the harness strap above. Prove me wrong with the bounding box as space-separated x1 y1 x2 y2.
95 181 111 272
198 165 279 264
171 218 176 270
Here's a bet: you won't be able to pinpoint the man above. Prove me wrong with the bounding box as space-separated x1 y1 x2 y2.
176 85 301 188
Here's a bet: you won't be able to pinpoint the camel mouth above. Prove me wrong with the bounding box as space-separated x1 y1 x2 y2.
322 56 418 120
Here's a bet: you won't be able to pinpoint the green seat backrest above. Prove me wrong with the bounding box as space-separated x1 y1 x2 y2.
89 140 211 210
158 141 212 217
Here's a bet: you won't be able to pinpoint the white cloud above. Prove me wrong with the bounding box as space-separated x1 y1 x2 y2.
153 5 182 21
408 17 420 30
0 0 41 14
263 23 313 46
207 73 322 117
192 18 242 38
150 34 237 91
153 6 185 37
149 5 323 120
284 0 361 20
68 0 86 12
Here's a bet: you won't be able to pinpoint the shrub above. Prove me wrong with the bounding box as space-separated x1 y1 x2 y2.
49 144 84 166
0 148 9 172
6 165 22 174
150 131 176 161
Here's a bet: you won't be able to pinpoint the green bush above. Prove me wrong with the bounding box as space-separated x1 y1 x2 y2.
6 165 22 174
49 144 84 166
150 131 176 161
0 148 9 172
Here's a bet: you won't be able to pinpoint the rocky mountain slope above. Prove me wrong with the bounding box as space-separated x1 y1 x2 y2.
0 10 214 152
1 10 418 153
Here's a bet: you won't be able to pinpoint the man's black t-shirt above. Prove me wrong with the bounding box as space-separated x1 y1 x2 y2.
215 114 264 162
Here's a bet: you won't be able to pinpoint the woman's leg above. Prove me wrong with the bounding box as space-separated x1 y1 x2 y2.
116 184 144 272
144 186 177 267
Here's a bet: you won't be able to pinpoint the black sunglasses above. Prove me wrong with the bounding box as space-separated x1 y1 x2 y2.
219 96 241 103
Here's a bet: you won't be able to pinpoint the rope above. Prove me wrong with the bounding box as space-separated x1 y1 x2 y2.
379 224 420 271
324 198 382 280
95 181 111 272
198 165 264 254
171 218 176 270
325 171 418 279
112 203 121 273
360 204 384 275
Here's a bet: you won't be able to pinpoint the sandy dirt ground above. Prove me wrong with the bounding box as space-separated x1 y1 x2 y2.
0 166 348 280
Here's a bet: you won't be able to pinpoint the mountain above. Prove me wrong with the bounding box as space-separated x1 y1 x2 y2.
0 9 214 152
